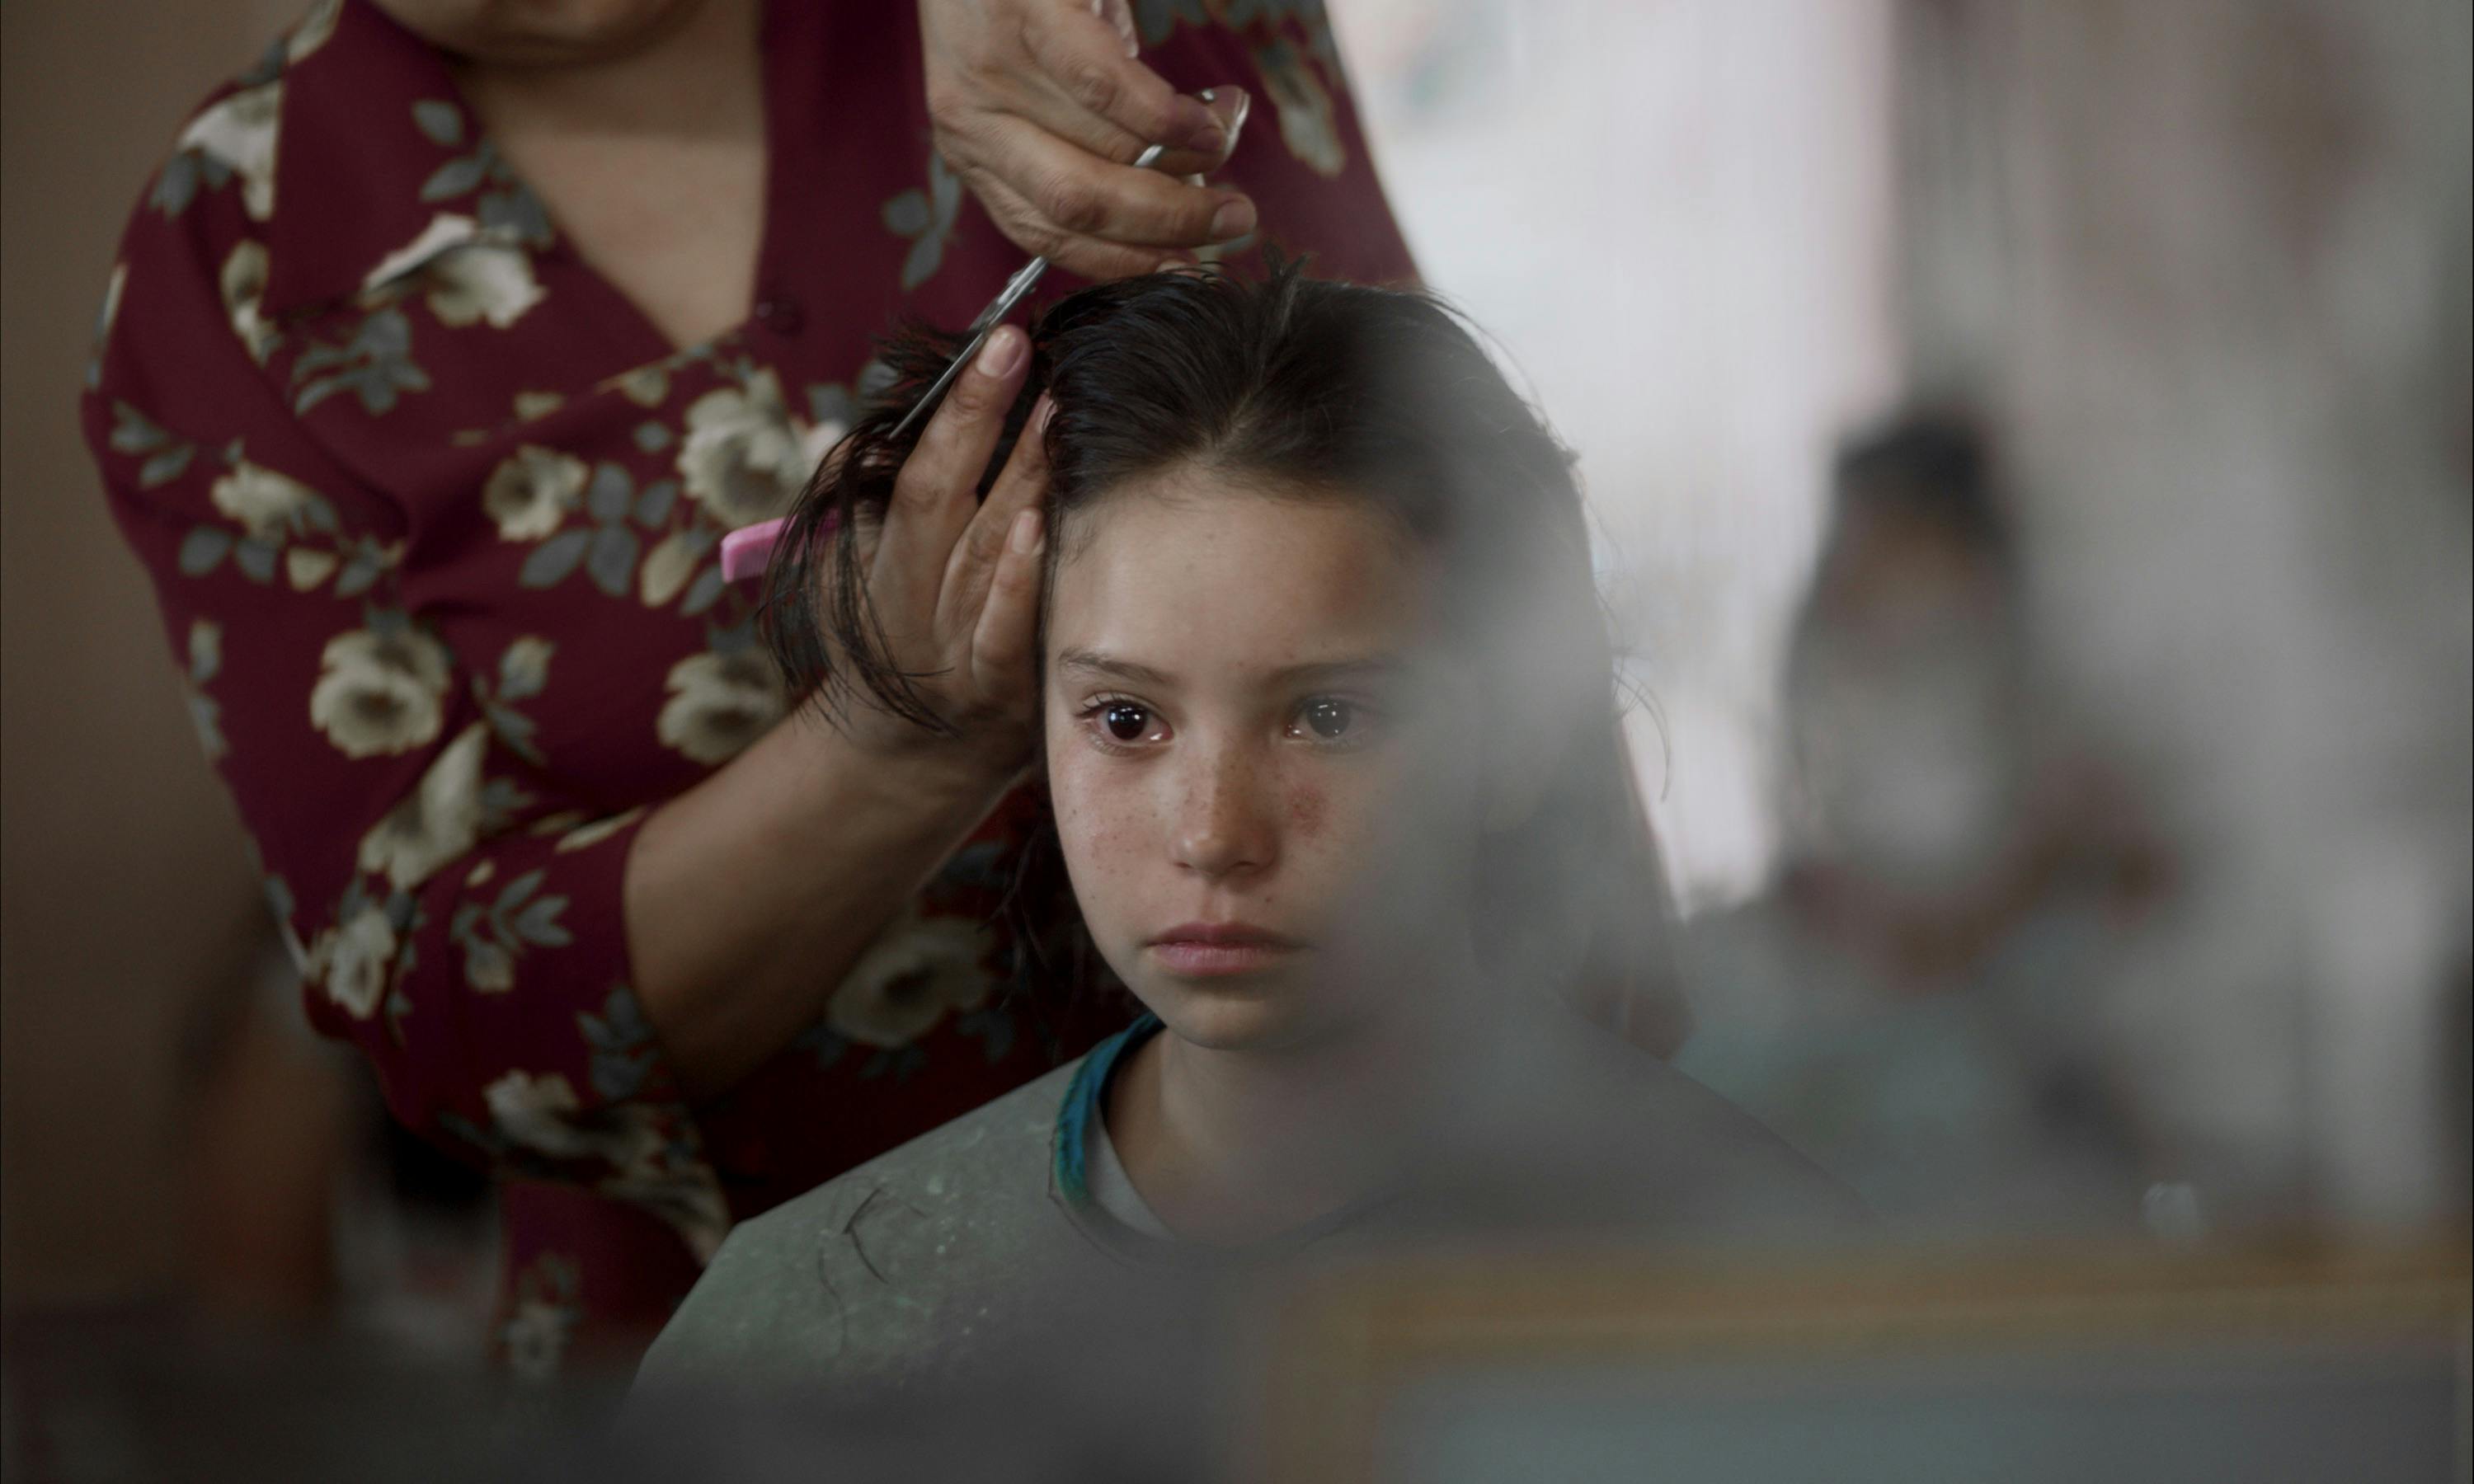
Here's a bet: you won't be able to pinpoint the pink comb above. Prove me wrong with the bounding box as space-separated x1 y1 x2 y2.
720 518 790 583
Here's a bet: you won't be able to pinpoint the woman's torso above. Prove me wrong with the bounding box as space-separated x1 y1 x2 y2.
97 0 1418 1369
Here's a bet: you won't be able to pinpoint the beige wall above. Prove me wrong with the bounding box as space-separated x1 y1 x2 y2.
2 1 303 1306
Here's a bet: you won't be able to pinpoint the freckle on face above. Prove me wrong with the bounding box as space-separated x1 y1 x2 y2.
1287 782 1327 839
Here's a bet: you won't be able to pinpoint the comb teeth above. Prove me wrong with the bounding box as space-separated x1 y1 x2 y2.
720 518 788 582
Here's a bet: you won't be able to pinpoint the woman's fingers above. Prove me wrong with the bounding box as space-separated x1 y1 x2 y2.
964 167 1206 282
873 323 1029 603
941 394 1053 627
970 506 1046 701
1016 4 1226 164
986 120 1254 253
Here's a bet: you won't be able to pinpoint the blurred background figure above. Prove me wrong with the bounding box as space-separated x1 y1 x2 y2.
1678 413 2168 1233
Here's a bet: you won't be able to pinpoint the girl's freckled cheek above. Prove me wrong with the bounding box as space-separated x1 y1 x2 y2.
1287 783 1328 839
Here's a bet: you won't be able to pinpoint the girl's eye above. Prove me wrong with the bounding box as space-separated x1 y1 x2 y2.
1297 697 1353 741
1103 702 1152 742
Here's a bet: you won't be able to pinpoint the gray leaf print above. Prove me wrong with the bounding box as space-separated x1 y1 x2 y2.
477 187 553 247
150 153 200 218
177 526 233 576
412 99 464 147
586 525 640 598
421 154 490 203
334 542 384 597
881 190 930 237
109 403 168 454
233 538 279 584
586 463 633 524
520 528 592 588
632 478 678 528
901 233 945 294
513 896 572 947
139 445 196 490
680 564 727 616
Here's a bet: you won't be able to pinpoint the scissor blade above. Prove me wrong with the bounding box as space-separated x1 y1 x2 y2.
888 258 1050 442
885 136 1180 442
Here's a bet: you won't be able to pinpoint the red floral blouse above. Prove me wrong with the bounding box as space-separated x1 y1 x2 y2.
82 0 1414 1377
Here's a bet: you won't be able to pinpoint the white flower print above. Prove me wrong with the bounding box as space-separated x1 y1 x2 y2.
220 240 276 364
308 623 453 758
309 903 398 1019
480 1052 729 1261
461 935 515 992
482 445 587 542
480 1072 719 1247
676 369 811 529
483 1069 595 1158
637 528 702 607
176 82 281 221
186 619 227 763
555 806 645 854
424 240 544 328
355 721 488 893
286 0 341 64
826 910 995 1049
99 262 128 343
1258 42 1346 178
365 214 477 289
285 547 339 590
655 649 783 765
365 214 544 330
499 636 555 696
600 1165 731 1264
209 458 318 542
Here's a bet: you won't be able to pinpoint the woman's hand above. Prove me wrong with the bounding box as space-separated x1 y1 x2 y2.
840 322 1053 777
920 0 1255 280
631 323 1052 1097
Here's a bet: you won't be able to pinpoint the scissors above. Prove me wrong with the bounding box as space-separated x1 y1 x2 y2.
722 89 1241 582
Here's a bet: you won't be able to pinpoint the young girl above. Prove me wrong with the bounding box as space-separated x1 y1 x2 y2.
633 261 1851 1394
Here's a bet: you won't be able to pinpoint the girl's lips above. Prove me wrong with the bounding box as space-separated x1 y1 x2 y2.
1147 923 1305 976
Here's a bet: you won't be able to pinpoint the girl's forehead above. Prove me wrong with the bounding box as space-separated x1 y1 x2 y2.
1046 472 1442 673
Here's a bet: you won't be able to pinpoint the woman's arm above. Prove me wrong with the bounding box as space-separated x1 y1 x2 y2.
82 110 1042 1258
626 328 1052 1099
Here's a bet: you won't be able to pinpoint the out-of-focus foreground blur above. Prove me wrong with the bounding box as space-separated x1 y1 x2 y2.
4 1 2467 1480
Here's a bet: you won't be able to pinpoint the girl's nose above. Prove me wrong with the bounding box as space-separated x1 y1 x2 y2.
1169 746 1277 882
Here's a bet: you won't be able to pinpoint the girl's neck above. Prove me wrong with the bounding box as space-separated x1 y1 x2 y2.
1108 944 1501 1247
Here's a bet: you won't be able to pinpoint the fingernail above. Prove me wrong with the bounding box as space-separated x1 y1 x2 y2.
1010 508 1042 554
1034 394 1056 433
977 326 1024 378
1205 87 1249 155
1183 92 1230 154
1210 199 1255 242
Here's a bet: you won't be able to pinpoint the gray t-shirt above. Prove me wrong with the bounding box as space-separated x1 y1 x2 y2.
1084 1098 1170 1240
632 1007 1860 1397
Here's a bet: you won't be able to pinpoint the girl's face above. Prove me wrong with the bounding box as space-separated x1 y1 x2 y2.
1043 466 1486 1051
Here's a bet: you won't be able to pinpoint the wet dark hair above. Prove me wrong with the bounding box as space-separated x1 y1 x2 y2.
762 256 1685 1054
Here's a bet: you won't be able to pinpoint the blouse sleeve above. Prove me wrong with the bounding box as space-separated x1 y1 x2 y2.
80 134 728 1260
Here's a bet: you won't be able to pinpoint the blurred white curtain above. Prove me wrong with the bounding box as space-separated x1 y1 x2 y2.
1331 0 1900 911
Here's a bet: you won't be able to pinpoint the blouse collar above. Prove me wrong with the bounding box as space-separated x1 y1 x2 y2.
258 0 549 320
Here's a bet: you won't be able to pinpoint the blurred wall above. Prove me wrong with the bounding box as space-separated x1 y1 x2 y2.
1898 0 2473 1226
2 0 300 1307
1330 0 1899 910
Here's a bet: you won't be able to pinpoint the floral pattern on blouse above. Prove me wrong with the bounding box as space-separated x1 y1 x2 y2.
83 0 1415 1366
